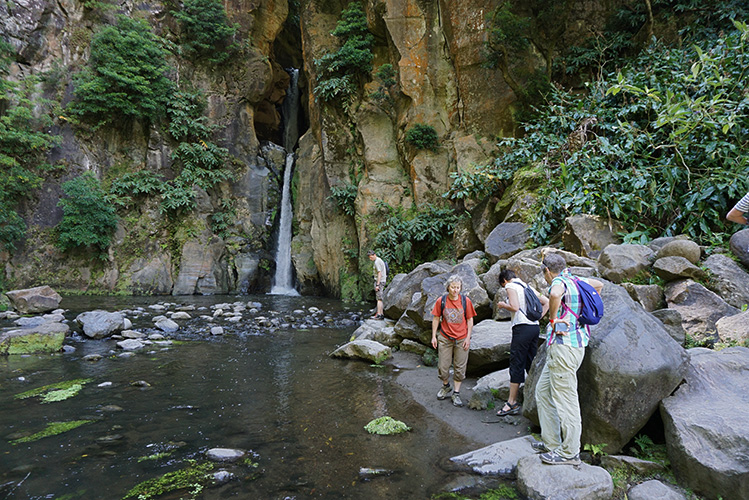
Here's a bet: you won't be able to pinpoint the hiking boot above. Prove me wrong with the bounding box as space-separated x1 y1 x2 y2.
531 440 550 453
451 392 464 407
540 451 581 466
437 384 452 400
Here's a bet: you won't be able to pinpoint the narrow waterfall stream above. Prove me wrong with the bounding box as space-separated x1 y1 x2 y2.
270 68 300 296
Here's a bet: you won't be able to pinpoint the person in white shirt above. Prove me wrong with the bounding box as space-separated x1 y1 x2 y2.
496 269 548 416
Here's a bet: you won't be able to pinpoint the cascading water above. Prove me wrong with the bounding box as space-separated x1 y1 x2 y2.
270 68 300 296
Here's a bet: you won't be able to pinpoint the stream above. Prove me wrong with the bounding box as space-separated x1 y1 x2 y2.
0 294 487 499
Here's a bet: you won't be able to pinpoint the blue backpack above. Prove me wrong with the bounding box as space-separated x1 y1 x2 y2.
563 277 604 326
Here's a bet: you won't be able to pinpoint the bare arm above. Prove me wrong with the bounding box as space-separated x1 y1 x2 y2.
462 317 473 350
727 207 748 225
498 287 520 312
431 316 440 348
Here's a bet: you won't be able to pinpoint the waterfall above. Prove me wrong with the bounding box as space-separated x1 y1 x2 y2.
270 69 300 296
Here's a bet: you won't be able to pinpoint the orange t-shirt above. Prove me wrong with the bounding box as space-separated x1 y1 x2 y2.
432 295 477 339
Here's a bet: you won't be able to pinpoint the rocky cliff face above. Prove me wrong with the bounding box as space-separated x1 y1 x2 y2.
1 0 623 297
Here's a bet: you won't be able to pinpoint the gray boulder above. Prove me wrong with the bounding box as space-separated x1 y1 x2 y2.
652 256 706 282
484 222 530 263
468 368 511 410
703 253 749 309
479 259 506 298
5 286 62 314
729 228 749 268
716 311 749 343
350 320 401 347
75 310 125 339
627 480 686 500
656 239 701 264
467 320 513 375
562 214 623 259
450 436 537 476
117 339 146 351
660 347 749 500
665 280 739 342
517 454 613 500
393 312 425 344
0 322 69 355
399 339 427 355
155 318 180 333
598 244 654 282
621 283 664 312
330 339 391 363
383 262 451 319
524 283 687 453
600 455 666 476
651 309 686 345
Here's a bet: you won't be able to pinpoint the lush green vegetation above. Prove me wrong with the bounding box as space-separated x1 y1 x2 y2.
405 123 440 152
69 16 174 129
364 416 411 435
57 173 118 259
313 2 374 103
172 0 239 64
452 18 749 248
123 460 214 500
372 202 462 273
329 182 358 216
0 42 58 251
10 420 93 445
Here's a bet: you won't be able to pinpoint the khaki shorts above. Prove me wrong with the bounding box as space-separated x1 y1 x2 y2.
374 281 385 301
437 332 469 383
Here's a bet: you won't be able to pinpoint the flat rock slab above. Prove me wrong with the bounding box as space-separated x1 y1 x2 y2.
517 454 613 500
450 435 536 476
0 322 69 355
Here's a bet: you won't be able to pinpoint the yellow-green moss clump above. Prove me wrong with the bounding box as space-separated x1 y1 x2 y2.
123 460 215 500
364 416 411 435
10 420 93 445
15 378 93 403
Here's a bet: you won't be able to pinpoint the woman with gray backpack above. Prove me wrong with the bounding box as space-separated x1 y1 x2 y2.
495 269 548 416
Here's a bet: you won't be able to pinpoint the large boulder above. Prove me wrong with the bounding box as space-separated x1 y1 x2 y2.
468 368 511 410
651 309 686 345
330 339 392 363
665 280 739 342
627 480 687 500
517 454 614 500
729 228 749 268
524 282 687 453
466 320 513 375
5 286 62 314
562 214 623 259
715 311 749 344
383 262 452 319
702 253 749 309
75 310 125 339
0 322 69 355
484 222 530 263
597 244 654 283
621 283 664 312
652 256 707 282
656 239 701 264
660 347 749 500
450 435 536 476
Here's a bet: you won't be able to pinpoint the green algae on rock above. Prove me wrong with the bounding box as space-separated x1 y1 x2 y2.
14 378 93 403
10 419 94 445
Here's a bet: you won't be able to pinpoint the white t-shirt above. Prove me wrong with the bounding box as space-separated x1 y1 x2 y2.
504 279 539 327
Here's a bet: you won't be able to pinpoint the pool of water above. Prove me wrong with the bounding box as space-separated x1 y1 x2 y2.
0 295 486 499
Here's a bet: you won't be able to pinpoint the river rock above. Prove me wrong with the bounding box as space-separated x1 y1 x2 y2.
660 347 749 500
729 228 749 267
467 320 513 375
121 330 145 339
715 311 749 343
210 326 224 335
517 454 613 500
621 283 664 312
5 286 62 314
524 282 687 454
330 339 391 363
468 368 511 410
665 280 739 342
0 322 69 354
117 339 145 350
155 318 179 333
75 311 125 339
702 253 749 309
598 244 654 282
351 320 400 347
562 214 623 259
484 222 530 262
14 316 50 327
171 311 192 320
451 436 536 476
399 339 426 355
627 480 686 500
656 239 701 264
206 448 245 462
652 256 706 281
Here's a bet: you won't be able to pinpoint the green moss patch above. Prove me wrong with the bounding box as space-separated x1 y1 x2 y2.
364 416 411 435
123 460 214 500
15 378 93 403
10 419 93 445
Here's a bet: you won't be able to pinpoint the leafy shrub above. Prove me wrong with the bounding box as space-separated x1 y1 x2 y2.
373 202 461 272
172 0 239 64
109 170 166 208
69 16 174 128
166 90 215 141
405 123 439 151
0 41 58 250
57 173 118 259
451 21 749 247
313 2 373 103
329 182 358 216
375 63 396 87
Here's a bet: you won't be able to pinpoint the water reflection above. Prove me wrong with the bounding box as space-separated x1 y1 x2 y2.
0 295 484 499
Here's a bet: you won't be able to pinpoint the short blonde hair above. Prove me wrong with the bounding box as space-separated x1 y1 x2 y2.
445 275 463 292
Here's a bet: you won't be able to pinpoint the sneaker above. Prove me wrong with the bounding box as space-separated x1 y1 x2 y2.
437 384 452 400
531 440 550 453
540 451 581 466
451 392 464 407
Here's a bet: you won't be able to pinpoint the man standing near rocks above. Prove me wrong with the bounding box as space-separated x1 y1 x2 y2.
368 250 387 320
533 253 603 465
726 191 749 226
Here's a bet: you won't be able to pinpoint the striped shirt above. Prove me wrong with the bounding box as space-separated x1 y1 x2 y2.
735 192 749 213
549 269 589 348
